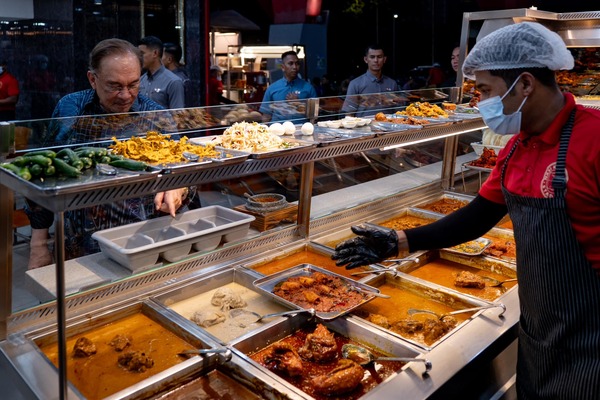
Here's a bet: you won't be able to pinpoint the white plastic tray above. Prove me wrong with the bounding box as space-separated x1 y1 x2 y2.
92 206 255 272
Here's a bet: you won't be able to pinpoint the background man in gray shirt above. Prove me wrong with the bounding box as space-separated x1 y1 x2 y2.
342 44 399 116
138 36 185 109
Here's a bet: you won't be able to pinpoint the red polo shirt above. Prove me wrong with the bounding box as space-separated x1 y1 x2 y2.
0 71 19 111
480 93 600 269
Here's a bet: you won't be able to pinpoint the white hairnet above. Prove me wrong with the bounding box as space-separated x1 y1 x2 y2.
462 22 574 80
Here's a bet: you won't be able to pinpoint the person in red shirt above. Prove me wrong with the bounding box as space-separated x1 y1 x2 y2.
333 22 600 399
0 60 20 121
207 65 235 106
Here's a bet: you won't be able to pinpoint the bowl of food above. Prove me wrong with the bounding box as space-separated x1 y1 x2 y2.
245 193 288 212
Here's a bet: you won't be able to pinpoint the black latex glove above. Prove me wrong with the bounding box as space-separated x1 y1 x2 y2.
331 224 399 269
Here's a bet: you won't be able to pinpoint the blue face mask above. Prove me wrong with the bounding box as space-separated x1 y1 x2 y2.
477 75 528 136
0 67 4 75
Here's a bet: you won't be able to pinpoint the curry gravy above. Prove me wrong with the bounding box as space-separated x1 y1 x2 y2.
38 313 194 400
354 283 470 346
407 259 517 301
250 248 369 280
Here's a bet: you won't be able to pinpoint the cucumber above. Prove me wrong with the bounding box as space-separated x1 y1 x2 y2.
109 159 148 171
75 146 108 158
44 165 56 176
75 149 95 159
99 156 111 164
79 156 93 170
18 166 32 181
53 158 82 177
10 155 52 167
56 148 82 167
108 153 124 161
30 164 44 177
23 149 56 159
1 162 21 174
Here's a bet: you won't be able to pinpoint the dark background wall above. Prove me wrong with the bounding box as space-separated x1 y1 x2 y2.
0 0 595 120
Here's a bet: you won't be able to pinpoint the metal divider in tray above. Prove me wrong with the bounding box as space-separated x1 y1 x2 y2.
253 264 381 320
92 205 255 272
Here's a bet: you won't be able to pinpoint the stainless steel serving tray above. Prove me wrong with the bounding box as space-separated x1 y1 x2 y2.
369 121 424 134
253 264 381 320
0 163 161 196
189 135 317 159
462 161 493 173
160 148 250 174
292 126 376 146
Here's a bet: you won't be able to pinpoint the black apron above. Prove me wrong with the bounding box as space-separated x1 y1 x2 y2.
501 110 600 399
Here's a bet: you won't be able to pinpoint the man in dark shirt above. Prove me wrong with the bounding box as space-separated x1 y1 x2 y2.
162 42 194 107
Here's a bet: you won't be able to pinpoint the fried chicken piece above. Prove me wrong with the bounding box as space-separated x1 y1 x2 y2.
298 323 337 362
423 317 458 343
211 287 246 311
393 319 424 335
118 351 154 372
72 337 97 358
190 310 226 328
303 290 320 304
108 334 131 352
311 359 364 396
454 270 486 289
263 343 303 377
367 313 390 329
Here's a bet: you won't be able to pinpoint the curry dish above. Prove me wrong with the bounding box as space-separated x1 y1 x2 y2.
353 283 470 346
38 313 195 400
273 271 368 312
417 198 470 214
406 259 516 301
250 323 403 400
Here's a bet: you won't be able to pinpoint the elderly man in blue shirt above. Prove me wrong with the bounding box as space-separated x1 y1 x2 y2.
342 44 399 116
27 38 192 269
260 50 317 122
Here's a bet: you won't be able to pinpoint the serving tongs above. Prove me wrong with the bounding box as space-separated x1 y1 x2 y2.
407 303 507 320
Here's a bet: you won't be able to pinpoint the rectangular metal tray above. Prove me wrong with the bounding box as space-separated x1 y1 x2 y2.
292 126 376 146
462 161 493 173
0 162 162 195
189 135 317 159
160 148 250 174
369 120 424 133
29 301 218 400
444 237 492 256
253 263 382 320
151 267 289 345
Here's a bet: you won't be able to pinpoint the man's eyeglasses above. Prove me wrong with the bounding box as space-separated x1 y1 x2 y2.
93 73 140 94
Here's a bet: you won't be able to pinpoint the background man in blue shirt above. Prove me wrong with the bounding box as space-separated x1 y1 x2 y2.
259 50 317 122
341 44 399 116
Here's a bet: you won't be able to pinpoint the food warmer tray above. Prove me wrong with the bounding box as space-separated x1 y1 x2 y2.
253 264 382 320
0 163 161 196
369 120 424 134
292 126 376 146
462 161 493 173
159 148 250 174
189 135 318 159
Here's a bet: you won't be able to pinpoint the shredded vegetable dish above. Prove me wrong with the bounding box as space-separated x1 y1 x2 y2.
109 131 220 164
217 121 297 152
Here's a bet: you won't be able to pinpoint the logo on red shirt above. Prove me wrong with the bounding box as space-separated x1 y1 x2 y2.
541 162 568 198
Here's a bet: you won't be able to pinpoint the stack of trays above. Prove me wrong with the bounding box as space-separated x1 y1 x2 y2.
92 206 255 272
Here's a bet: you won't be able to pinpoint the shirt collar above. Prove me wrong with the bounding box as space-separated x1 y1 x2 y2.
366 71 383 83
